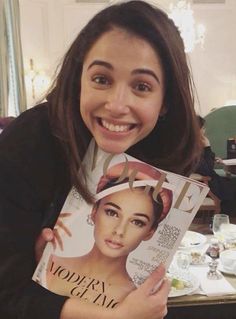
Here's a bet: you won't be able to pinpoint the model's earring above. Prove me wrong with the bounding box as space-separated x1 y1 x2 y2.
86 214 94 226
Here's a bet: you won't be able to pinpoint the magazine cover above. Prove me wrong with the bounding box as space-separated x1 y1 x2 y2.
33 139 209 308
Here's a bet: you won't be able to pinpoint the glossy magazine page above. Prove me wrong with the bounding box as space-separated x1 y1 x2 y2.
33 139 209 308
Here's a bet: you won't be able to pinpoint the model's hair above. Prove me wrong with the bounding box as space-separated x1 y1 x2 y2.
47 0 202 202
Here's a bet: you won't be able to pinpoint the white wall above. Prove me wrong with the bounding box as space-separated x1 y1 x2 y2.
19 0 236 115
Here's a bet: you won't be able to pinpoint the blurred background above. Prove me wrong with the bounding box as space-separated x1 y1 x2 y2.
1 0 236 117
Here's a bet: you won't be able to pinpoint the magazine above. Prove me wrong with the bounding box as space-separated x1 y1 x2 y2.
33 139 209 308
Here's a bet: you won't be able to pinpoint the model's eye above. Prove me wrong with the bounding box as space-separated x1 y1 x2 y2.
131 219 146 228
134 82 152 92
105 208 118 218
92 75 110 86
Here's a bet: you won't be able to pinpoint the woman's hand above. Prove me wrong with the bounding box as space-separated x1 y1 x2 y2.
53 213 72 250
35 213 72 262
114 264 170 319
35 228 54 263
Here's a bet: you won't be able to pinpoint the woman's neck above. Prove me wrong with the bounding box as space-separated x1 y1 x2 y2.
79 245 130 284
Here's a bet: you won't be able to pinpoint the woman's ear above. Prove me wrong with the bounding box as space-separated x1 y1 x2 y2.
91 203 99 223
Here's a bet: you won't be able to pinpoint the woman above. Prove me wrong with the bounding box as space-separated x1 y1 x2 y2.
0 1 201 318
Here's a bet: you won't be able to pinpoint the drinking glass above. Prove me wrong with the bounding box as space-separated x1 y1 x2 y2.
176 251 191 270
212 214 230 239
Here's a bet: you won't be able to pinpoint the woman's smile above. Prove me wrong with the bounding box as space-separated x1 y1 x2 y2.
99 118 136 133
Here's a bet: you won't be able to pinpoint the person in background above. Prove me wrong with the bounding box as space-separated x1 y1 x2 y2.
195 116 235 214
0 1 202 319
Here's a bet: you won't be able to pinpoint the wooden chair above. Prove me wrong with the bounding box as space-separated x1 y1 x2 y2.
190 173 221 222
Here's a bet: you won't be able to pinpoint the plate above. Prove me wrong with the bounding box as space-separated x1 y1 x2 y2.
218 260 236 276
179 231 207 250
168 271 200 298
190 253 211 266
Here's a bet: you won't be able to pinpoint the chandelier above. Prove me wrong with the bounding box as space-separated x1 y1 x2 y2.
168 0 206 53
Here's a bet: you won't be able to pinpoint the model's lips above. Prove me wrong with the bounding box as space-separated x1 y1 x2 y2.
105 239 124 249
99 118 136 133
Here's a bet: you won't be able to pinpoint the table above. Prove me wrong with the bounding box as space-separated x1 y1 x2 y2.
222 159 236 177
166 223 236 319
167 275 236 319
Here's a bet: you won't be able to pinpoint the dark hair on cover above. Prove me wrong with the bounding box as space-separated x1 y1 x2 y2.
47 0 202 203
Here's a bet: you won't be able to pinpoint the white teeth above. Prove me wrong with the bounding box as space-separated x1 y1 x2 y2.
101 119 131 132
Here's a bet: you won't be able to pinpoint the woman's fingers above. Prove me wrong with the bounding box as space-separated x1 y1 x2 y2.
115 264 170 319
35 228 54 262
56 219 72 237
54 228 64 251
141 264 166 295
35 213 72 261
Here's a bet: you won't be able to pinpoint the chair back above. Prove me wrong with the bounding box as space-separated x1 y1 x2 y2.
204 105 236 159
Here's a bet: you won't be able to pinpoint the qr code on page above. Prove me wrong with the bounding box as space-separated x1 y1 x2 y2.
156 224 180 249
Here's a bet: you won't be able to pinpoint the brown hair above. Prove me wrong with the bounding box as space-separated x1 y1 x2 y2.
47 0 201 202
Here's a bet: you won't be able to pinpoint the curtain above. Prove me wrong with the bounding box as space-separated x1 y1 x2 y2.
0 0 8 116
0 0 26 117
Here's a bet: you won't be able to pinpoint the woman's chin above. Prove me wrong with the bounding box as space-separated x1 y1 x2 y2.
95 141 130 154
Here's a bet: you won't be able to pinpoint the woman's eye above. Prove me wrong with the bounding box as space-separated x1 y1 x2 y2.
92 75 110 86
131 219 146 228
105 208 118 217
134 82 152 92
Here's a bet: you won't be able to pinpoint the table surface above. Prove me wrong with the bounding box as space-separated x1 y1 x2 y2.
222 161 236 176
167 222 236 308
168 275 236 307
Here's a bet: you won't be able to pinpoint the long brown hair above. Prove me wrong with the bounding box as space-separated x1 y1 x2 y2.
47 0 201 202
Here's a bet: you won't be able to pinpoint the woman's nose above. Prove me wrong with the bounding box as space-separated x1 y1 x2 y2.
105 85 130 115
112 221 127 237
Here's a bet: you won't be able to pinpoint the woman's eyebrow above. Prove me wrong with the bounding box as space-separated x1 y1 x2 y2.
132 68 160 84
87 60 113 70
87 62 160 84
104 202 121 210
134 213 151 221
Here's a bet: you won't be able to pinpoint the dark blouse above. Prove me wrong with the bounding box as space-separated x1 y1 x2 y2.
0 103 70 318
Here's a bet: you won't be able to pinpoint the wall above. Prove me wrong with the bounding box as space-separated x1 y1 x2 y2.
19 0 236 115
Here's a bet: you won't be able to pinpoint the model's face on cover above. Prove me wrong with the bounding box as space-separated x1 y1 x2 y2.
80 27 165 154
92 188 156 259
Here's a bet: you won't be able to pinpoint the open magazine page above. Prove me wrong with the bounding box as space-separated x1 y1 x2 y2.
33 139 209 308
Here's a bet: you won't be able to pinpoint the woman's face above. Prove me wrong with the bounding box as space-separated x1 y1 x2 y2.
80 27 165 154
92 188 156 259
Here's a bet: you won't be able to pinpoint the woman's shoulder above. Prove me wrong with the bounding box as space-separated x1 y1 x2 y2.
0 103 50 149
0 102 51 142
0 102 68 203
0 102 61 164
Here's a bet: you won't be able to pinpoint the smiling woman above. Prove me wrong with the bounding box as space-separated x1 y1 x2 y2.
0 1 201 319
